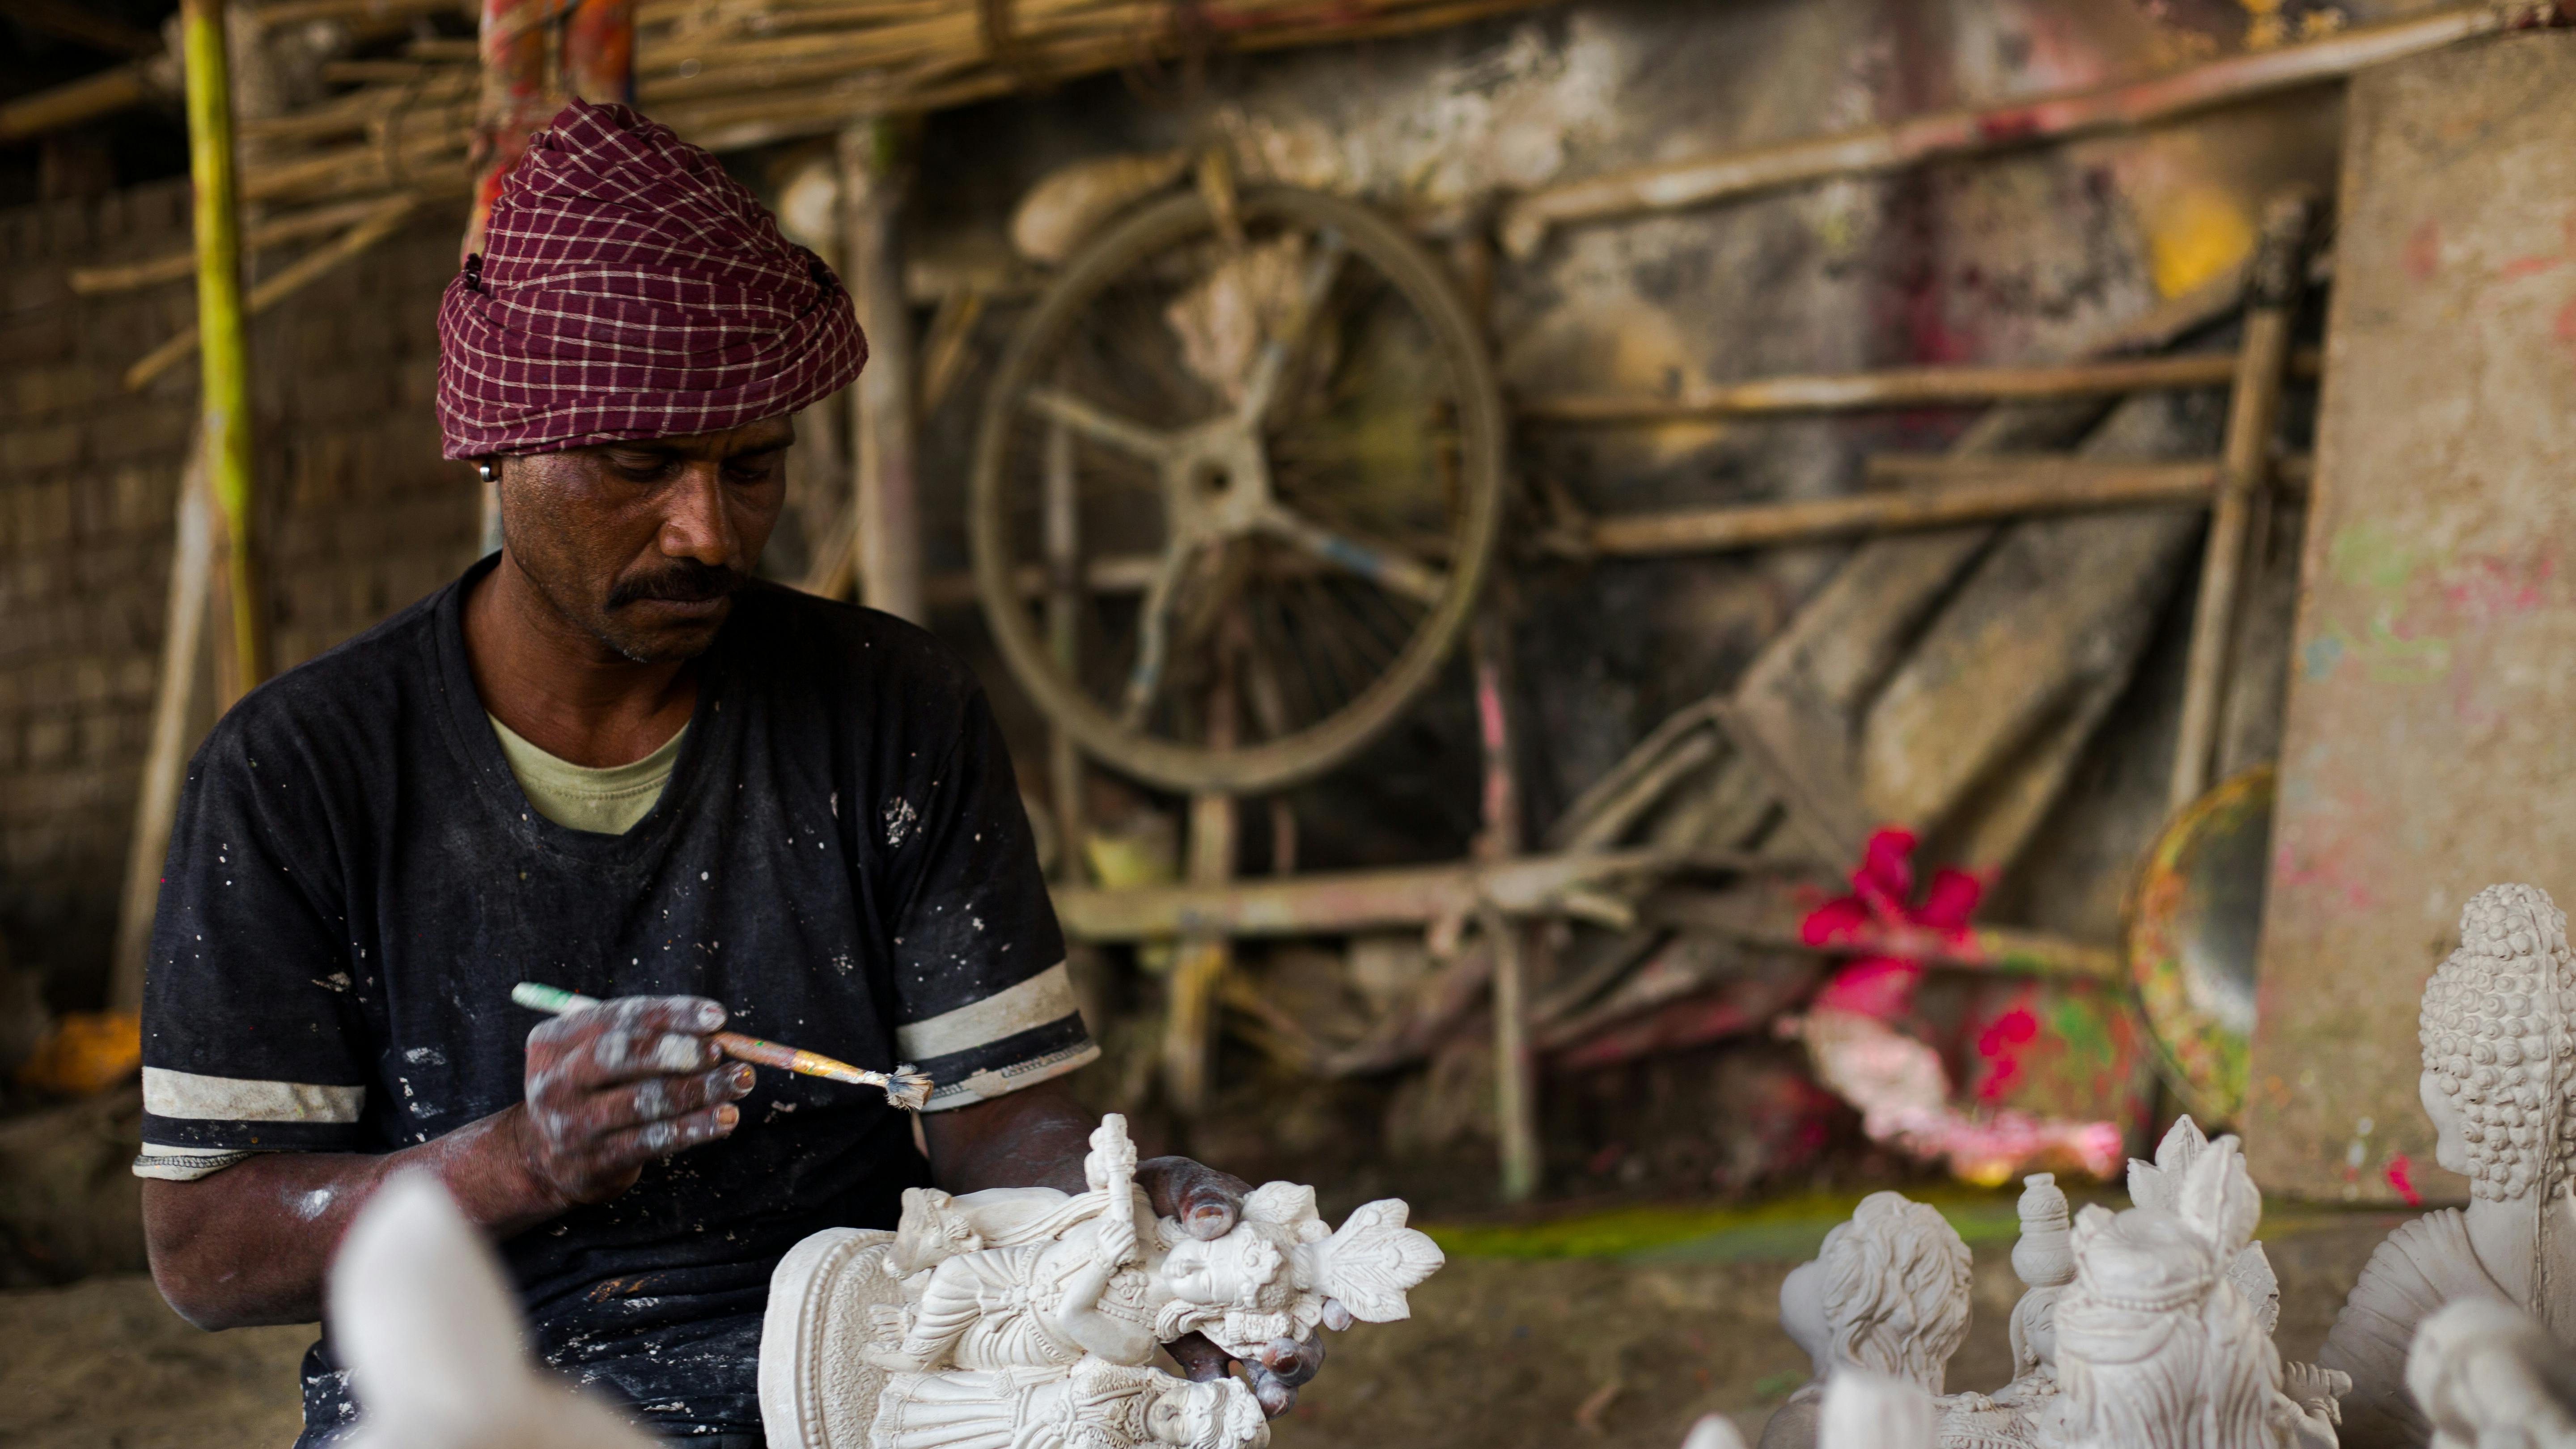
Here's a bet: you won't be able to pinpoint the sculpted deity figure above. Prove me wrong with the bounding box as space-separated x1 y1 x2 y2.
866 1115 1439 1378
758 1114 1442 1449
871 1358 1268 1449
1758 1191 1974 1449
2320 884 2576 1449
2052 1127 2343 1449
2404 1299 2576 1449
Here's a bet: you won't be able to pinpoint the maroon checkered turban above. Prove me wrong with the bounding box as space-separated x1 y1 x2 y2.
436 98 866 459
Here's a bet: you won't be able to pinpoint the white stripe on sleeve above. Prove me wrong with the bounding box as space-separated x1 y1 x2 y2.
143 1067 364 1123
893 960 1080 1061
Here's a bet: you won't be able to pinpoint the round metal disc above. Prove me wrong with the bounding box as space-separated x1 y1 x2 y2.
2126 763 2274 1125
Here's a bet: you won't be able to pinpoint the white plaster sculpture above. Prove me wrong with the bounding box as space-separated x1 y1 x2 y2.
1682 1413 1753 1449
760 1114 1443 1449
873 1358 1268 1449
2320 883 2576 1449
2051 1124 2346 1449
1821 1369 1938 1449
1757 1191 1974 1449
1930 1175 2077 1449
1900 1118 2343 1449
330 1171 656 1449
2404 1298 2576 1449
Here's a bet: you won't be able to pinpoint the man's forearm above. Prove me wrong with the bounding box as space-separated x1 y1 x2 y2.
918 1076 1095 1195
142 1105 569 1330
145 993 747 1331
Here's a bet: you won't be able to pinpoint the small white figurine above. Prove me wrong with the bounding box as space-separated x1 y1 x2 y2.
1758 1191 1973 1449
759 1114 1442 1449
1923 1119 2342 1449
2405 1298 2576 1449
331 1171 656 1449
2051 1126 2345 1449
2320 884 2576 1449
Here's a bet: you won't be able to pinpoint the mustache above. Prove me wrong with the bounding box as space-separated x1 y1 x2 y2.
606 560 746 609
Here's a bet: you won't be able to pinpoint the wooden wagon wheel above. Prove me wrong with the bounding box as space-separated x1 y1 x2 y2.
969 186 1507 796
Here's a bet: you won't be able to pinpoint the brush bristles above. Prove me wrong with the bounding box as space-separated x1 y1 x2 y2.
883 1068 935 1113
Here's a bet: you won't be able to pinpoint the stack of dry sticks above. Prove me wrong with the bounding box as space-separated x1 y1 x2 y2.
234 0 1551 212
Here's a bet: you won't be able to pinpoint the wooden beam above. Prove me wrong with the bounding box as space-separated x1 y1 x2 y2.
0 60 157 144
1588 461 2222 558
841 117 925 624
1640 886 2123 981
1054 855 2117 979
0 0 162 56
1471 607 1540 1203
1865 451 2312 493
2171 195 2313 813
124 195 415 390
1164 663 1240 1117
1519 348 2320 425
1498 3 2529 254
111 441 214 1013
1052 850 1685 941
70 197 397 295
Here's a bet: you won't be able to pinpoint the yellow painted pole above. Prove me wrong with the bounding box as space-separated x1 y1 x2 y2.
180 0 267 697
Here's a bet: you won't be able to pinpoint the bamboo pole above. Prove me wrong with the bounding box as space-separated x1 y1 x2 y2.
1471 608 1540 1203
1056 848 1697 940
1165 676 1240 1117
1586 461 2223 558
1042 394 1087 886
1518 349 2320 425
124 195 417 390
217 0 1557 210
0 57 161 143
1049 852 2118 978
842 116 926 623
1 0 163 55
1497 2 2530 255
2170 195 2313 815
181 0 269 696
69 196 395 295
110 441 216 1014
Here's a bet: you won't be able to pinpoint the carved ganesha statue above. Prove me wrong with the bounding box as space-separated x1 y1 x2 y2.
758 1114 1444 1449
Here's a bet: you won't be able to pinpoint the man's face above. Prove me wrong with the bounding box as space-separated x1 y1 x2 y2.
493 416 793 664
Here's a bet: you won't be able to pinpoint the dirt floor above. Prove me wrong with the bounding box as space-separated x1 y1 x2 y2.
0 1197 2402 1449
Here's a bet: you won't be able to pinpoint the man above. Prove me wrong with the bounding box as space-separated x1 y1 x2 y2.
135 100 1317 1446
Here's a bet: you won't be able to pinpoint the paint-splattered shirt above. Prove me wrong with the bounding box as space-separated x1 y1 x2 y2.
136 555 1089 1442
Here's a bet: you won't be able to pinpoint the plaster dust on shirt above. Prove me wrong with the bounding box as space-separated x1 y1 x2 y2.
134 562 1085 1441
883 797 919 847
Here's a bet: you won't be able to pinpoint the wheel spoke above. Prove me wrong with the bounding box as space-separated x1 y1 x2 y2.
1025 386 1183 463
1238 229 1348 427
1119 541 1200 729
1255 504 1446 604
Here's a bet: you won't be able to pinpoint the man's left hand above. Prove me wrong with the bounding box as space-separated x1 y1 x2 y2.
1136 1156 1331 1417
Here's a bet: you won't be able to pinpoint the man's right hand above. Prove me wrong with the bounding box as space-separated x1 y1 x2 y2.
514 995 750 1206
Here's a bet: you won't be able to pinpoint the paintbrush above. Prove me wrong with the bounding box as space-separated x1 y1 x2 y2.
510 982 935 1112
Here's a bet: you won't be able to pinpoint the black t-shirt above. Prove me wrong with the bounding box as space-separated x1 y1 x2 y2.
137 556 1089 1442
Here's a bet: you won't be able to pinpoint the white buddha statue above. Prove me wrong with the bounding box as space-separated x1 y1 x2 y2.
2319 884 2576 1449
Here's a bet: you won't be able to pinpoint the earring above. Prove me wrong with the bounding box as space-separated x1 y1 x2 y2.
477 460 499 484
